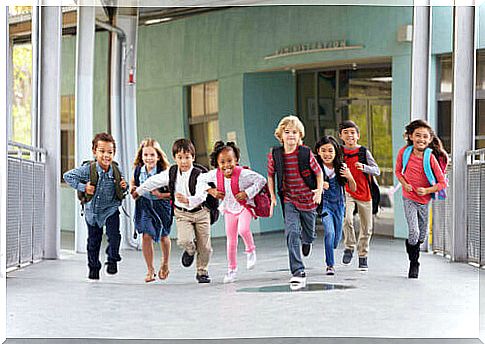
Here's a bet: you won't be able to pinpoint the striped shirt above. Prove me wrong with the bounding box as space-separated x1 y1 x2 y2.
267 145 322 211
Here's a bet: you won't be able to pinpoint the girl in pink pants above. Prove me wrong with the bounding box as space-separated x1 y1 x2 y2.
184 141 266 283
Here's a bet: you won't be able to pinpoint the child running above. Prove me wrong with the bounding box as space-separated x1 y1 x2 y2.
395 119 446 279
178 141 266 283
130 138 173 283
315 136 356 275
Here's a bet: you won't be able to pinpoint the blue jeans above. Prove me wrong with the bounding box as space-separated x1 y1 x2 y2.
284 202 316 275
321 202 344 267
86 210 122 271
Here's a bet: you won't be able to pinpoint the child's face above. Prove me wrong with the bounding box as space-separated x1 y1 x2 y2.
174 150 194 172
142 146 159 171
93 140 115 171
281 125 301 146
339 127 360 147
217 148 237 178
409 127 432 151
317 143 336 166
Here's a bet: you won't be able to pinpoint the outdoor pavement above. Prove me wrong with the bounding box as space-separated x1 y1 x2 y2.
6 227 482 342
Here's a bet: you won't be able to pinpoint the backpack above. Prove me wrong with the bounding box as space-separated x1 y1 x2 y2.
133 163 170 196
343 146 381 215
401 146 447 200
272 145 317 217
77 160 126 215
168 163 220 225
215 166 270 219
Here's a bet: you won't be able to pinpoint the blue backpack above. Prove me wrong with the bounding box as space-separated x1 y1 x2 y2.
401 146 447 200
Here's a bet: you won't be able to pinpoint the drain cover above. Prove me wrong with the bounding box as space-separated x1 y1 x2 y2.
237 283 355 293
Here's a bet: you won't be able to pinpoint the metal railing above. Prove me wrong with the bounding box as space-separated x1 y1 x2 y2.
6 141 47 269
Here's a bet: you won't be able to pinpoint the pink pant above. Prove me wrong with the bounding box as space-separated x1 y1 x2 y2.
224 208 256 270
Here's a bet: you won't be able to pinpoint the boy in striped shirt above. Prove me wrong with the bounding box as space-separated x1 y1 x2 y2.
267 115 324 290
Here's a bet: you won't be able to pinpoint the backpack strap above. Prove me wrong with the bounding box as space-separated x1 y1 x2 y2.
134 165 142 187
168 165 178 203
216 168 225 193
84 161 98 203
230 166 243 199
357 146 367 165
272 146 284 197
401 145 413 174
297 145 317 190
189 165 205 196
111 161 125 201
423 148 437 186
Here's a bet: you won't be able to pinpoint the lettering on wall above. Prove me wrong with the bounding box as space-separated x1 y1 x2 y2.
264 40 364 60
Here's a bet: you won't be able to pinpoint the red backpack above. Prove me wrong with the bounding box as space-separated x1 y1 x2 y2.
216 166 271 218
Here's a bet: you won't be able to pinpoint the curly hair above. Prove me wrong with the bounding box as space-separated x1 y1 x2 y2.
209 141 241 168
133 138 170 171
314 135 347 186
429 135 449 168
274 115 305 145
404 119 435 146
92 132 116 151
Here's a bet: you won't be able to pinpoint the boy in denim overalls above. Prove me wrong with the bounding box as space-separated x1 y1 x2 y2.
64 133 128 280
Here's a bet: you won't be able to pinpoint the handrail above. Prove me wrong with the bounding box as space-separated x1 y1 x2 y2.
466 148 485 164
8 140 47 155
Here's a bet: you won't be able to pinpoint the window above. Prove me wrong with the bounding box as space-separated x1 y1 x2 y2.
187 81 220 168
61 95 75 182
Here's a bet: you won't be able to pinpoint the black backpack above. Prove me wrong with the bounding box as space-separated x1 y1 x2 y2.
168 163 220 225
272 145 317 217
77 160 126 215
343 146 381 215
133 163 170 196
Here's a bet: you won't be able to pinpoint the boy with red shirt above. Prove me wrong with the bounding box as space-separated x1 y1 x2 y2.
339 121 380 271
395 120 446 278
267 115 324 290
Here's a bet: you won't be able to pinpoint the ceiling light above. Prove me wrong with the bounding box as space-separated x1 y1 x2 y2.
144 17 172 25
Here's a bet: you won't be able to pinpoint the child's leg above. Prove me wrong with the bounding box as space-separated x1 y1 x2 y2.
237 208 255 254
300 209 317 245
284 202 304 275
343 195 357 251
193 209 212 276
321 211 335 267
333 204 345 249
224 211 239 270
160 235 171 267
142 233 155 271
416 203 430 244
105 210 122 263
356 200 373 257
86 222 103 271
403 198 420 245
174 209 196 256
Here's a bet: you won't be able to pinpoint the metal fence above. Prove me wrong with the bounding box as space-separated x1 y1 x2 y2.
432 149 485 266
6 141 46 269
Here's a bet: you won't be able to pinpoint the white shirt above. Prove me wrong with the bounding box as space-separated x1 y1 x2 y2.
136 165 203 210
188 168 267 214
324 165 336 179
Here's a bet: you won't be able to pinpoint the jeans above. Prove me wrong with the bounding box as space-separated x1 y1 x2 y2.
86 210 122 271
321 202 344 267
284 202 316 275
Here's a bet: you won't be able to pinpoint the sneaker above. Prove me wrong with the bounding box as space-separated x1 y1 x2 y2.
106 262 118 275
196 273 211 283
302 243 312 257
326 266 335 276
246 251 257 270
358 257 368 271
342 249 353 265
223 269 238 284
181 251 195 267
289 271 307 291
88 269 100 280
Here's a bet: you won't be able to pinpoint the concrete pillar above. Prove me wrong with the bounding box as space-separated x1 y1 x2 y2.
410 5 431 121
1 6 9 343
74 6 96 253
451 6 476 262
38 6 62 259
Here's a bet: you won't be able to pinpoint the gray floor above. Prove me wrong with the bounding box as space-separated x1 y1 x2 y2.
6 230 482 341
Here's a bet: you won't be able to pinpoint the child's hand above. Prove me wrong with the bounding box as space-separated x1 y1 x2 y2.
269 196 277 218
235 191 248 201
323 181 330 190
131 190 139 200
416 187 428 196
151 190 170 199
312 189 323 204
208 188 225 200
85 182 95 195
120 179 127 189
175 192 189 204
404 183 413 192
340 165 352 179
355 162 364 171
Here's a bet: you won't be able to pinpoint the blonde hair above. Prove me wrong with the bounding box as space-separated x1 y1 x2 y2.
274 115 305 145
133 138 170 171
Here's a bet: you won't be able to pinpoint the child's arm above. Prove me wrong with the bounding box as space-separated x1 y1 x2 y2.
134 170 169 198
266 151 277 217
129 176 136 195
181 170 216 208
395 148 413 192
360 150 381 176
340 164 357 192
309 153 323 204
416 154 447 196
63 164 90 192
235 169 267 201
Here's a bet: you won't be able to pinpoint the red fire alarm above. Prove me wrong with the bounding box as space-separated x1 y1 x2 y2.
128 67 135 84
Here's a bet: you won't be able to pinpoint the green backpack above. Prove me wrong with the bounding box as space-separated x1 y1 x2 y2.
77 160 126 214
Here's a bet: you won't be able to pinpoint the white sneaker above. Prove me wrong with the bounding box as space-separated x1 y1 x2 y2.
223 269 238 283
246 251 257 270
289 273 307 291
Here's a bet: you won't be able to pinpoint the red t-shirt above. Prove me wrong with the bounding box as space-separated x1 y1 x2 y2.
395 146 447 204
267 145 322 211
343 147 371 202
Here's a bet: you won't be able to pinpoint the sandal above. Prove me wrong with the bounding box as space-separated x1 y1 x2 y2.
158 264 170 280
145 269 156 283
